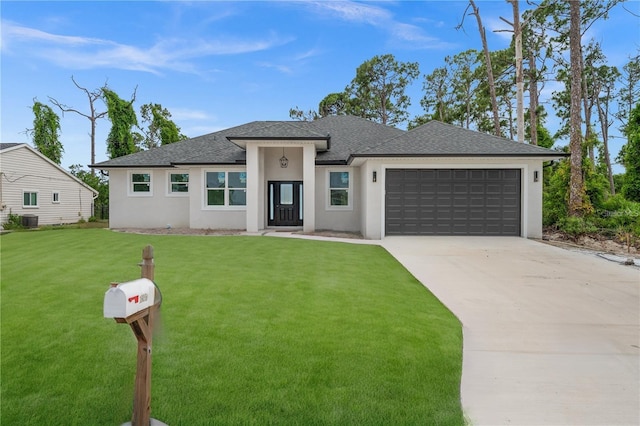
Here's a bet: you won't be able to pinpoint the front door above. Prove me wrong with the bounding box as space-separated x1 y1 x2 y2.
268 181 303 226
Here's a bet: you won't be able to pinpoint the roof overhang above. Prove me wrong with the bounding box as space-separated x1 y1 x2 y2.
348 152 570 166
226 136 330 152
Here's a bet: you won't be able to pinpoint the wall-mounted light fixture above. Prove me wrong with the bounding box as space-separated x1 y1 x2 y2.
279 148 288 168
534 170 539 182
372 171 377 182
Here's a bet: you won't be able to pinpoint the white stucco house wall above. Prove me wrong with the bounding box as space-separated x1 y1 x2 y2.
92 116 567 239
0 143 99 227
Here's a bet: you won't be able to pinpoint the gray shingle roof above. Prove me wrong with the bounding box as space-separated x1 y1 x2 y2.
228 121 329 140
357 120 566 157
91 116 565 169
0 143 26 151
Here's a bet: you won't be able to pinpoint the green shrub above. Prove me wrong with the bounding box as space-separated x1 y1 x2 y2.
2 213 24 230
593 195 640 234
557 216 598 236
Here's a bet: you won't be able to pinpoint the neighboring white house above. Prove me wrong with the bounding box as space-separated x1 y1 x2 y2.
92 116 567 239
0 143 99 227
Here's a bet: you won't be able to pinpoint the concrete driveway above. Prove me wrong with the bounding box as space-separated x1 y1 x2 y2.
381 237 640 426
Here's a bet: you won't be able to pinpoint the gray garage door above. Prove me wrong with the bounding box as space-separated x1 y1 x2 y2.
385 169 521 236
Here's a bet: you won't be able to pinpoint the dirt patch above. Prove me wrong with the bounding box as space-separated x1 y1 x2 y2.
293 230 363 239
112 227 244 236
542 230 639 259
111 228 364 239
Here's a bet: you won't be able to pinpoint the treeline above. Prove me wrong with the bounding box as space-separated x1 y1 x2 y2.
289 0 639 241
28 75 187 167
28 76 187 221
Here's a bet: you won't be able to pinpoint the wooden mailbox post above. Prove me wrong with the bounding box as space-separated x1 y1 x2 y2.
104 245 164 426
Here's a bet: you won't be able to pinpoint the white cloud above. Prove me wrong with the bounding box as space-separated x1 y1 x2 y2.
2 20 111 48
1 20 292 74
307 1 392 25
257 61 294 74
303 1 453 49
168 108 214 121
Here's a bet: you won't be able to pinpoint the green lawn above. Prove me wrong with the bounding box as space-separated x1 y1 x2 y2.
1 229 463 425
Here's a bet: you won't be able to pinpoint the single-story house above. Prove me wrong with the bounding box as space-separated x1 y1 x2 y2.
92 116 567 239
0 143 99 227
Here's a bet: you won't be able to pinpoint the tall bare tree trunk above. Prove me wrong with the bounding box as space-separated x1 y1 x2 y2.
49 76 107 173
582 83 595 164
596 85 616 194
509 0 525 142
568 1 585 216
528 47 539 145
469 0 502 137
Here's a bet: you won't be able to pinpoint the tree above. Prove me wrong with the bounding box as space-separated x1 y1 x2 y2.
28 100 63 164
69 164 109 217
102 87 138 159
344 54 419 127
419 65 455 124
567 0 585 216
533 0 622 215
418 50 481 129
49 76 108 169
319 92 349 117
525 106 555 148
501 0 524 142
593 64 621 194
458 0 502 136
289 106 319 121
138 103 187 149
615 53 640 135
621 103 640 202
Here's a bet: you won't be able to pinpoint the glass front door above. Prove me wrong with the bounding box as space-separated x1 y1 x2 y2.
268 181 303 226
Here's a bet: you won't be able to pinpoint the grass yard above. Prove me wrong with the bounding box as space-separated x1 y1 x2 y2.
1 229 464 425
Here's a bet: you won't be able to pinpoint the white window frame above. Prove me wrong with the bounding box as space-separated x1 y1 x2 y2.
326 169 352 210
52 191 61 204
23 190 39 208
128 170 153 197
202 169 247 210
166 171 189 196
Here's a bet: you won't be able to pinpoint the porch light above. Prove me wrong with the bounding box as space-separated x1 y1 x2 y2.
373 171 377 182
280 148 289 168
534 170 539 182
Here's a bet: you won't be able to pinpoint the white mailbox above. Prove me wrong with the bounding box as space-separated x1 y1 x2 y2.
104 278 156 319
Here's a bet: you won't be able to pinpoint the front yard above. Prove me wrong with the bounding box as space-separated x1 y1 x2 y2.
1 229 464 425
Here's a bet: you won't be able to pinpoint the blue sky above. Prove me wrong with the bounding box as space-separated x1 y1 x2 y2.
1 1 638 171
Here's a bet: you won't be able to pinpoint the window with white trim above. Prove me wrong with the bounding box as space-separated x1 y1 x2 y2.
23 191 38 208
129 171 152 195
328 171 351 208
169 173 189 194
52 191 60 203
205 171 246 207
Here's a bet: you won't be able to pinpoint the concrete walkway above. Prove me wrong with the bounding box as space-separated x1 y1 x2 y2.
381 237 640 426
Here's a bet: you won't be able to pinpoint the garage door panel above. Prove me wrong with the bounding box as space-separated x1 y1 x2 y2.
386 169 521 236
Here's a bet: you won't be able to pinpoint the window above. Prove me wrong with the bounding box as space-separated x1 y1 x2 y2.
129 171 152 195
169 173 189 194
23 191 38 208
52 191 60 203
205 171 246 207
329 171 350 207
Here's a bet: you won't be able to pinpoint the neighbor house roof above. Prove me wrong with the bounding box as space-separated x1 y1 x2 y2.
0 143 25 151
91 116 567 169
1 143 99 195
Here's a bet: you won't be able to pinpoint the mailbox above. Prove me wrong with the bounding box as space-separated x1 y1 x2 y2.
104 278 156 319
